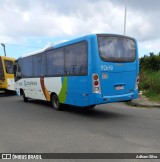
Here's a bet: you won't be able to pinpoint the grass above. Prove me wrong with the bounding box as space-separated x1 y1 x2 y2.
143 91 160 103
139 70 160 103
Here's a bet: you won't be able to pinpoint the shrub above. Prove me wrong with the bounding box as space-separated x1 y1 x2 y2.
140 52 160 72
139 53 160 98
139 70 160 95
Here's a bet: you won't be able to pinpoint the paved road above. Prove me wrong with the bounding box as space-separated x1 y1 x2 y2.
0 93 160 154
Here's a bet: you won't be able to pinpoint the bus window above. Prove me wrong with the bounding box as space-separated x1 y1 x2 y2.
4 60 14 74
46 48 64 76
19 56 33 77
33 54 41 77
41 53 46 76
64 42 87 76
65 45 76 75
75 42 87 75
98 36 136 62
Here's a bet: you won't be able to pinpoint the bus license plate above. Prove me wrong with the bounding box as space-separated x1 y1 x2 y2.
115 85 124 90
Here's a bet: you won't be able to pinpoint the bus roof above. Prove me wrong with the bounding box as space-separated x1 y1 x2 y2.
0 56 16 61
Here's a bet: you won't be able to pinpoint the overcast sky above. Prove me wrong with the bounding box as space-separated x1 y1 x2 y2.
0 0 160 58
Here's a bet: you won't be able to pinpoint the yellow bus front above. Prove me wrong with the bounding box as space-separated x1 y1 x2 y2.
0 56 15 92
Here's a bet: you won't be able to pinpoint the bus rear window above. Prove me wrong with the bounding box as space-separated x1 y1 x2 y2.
98 36 136 62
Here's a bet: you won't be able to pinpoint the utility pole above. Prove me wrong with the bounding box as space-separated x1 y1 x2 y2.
1 43 6 56
124 0 127 35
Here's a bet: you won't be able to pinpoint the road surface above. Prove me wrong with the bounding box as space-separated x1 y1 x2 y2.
0 93 160 155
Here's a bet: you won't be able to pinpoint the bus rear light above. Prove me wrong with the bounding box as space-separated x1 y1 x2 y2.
135 76 139 90
94 81 99 86
93 75 99 81
95 87 99 92
92 74 101 94
136 76 139 84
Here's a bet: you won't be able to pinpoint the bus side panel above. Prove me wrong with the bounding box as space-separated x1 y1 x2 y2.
16 76 90 106
16 77 63 101
86 35 99 106
16 78 46 100
61 38 91 107
64 76 89 107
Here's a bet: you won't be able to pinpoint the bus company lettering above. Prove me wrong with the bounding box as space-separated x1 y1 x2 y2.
24 80 37 86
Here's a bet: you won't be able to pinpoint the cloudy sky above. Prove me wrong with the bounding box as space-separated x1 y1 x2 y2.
0 0 159 58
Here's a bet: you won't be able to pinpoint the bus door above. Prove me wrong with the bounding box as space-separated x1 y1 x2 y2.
97 35 138 97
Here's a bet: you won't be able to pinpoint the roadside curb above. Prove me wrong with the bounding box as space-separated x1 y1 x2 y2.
130 94 160 108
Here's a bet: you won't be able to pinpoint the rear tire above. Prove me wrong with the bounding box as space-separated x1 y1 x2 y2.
88 105 96 109
83 105 96 111
22 91 28 102
51 94 61 110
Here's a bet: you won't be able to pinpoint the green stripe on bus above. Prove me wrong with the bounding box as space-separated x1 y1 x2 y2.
58 77 68 103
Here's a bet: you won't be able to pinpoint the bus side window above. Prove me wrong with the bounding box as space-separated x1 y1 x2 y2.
18 57 33 78
33 54 41 77
65 45 76 76
46 48 64 76
41 53 47 76
64 42 87 76
75 42 87 75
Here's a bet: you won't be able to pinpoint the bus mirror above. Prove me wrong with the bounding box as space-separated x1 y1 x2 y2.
13 64 21 79
13 64 17 73
18 66 21 72
17 72 21 78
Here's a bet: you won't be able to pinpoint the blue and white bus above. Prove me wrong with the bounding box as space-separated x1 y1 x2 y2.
14 34 139 110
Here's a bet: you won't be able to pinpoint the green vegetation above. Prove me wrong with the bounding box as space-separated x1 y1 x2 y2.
139 53 160 102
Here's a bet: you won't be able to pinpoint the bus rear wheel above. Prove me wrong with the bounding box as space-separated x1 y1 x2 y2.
51 94 61 110
22 91 28 102
88 105 96 109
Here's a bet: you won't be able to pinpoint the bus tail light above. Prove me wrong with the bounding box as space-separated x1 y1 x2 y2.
92 74 101 93
135 75 139 90
136 76 139 85
94 81 99 86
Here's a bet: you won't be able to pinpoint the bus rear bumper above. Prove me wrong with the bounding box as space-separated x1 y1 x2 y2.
94 90 138 104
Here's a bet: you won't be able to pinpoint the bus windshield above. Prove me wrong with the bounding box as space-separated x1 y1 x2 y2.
98 36 136 62
4 60 14 74
0 57 4 80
